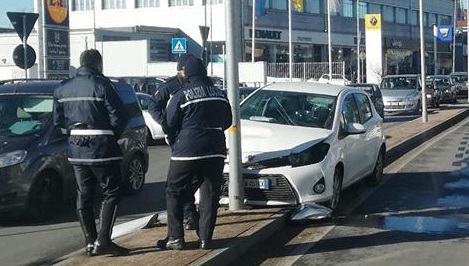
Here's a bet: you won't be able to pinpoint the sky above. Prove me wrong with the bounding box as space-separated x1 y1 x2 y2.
0 0 34 29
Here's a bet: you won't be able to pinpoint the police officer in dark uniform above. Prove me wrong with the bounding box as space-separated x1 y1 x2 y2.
149 54 199 232
159 56 232 250
53 49 130 256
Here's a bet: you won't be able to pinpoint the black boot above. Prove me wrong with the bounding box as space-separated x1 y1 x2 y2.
77 209 97 256
91 202 129 256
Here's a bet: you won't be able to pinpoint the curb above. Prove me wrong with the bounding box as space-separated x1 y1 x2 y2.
189 209 290 266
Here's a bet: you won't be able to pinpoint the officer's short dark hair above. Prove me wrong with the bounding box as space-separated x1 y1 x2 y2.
80 49 103 71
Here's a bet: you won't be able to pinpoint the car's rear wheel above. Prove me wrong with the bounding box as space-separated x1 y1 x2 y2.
367 148 385 186
328 166 343 214
26 172 62 222
122 154 145 195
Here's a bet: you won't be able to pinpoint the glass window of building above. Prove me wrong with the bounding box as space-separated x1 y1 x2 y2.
382 6 394 22
305 0 321 14
102 0 126 9
439 15 451 25
207 0 223 4
169 0 194 6
342 0 353 17
430 13 438 25
272 0 287 11
137 0 160 8
72 0 94 11
410 10 418 26
368 3 381 14
358 1 367 18
424 12 429 27
395 7 407 24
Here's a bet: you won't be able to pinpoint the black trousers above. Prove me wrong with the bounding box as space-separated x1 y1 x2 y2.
166 157 224 241
74 163 121 210
74 163 121 244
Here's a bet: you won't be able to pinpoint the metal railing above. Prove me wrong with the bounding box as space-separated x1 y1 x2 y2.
267 61 345 81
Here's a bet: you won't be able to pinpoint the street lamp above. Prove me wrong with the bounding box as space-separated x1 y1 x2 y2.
433 23 438 75
419 0 428 122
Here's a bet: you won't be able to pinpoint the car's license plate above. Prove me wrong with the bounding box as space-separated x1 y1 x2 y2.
244 178 270 189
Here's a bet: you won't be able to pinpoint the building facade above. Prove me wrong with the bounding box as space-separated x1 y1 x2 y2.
0 0 458 80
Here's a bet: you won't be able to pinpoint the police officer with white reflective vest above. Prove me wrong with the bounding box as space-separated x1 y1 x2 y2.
53 49 130 257
148 54 200 234
157 56 232 250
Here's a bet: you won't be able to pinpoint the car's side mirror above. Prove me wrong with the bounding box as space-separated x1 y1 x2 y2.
346 123 367 134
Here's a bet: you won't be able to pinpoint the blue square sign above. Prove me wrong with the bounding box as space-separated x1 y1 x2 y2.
172 38 187 54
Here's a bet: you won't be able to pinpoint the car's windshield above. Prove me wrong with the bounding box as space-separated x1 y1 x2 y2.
240 89 336 129
0 95 53 136
381 77 418 90
429 77 452 86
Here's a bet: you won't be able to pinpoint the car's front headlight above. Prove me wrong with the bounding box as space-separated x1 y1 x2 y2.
0 150 27 168
244 142 330 169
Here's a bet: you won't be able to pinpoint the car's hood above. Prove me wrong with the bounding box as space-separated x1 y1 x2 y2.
0 135 37 154
230 120 333 163
381 89 418 98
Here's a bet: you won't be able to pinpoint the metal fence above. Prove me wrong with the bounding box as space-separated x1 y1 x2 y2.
266 61 345 81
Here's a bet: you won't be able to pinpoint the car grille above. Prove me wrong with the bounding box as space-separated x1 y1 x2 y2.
221 173 298 205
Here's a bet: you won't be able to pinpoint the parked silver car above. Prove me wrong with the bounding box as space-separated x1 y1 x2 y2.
380 74 422 114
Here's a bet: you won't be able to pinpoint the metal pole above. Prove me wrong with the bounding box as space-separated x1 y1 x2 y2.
356 0 360 83
419 0 428 122
225 0 244 210
453 0 457 72
251 0 255 62
466 0 469 102
22 15 27 79
93 0 96 48
328 0 332 78
434 24 438 75
288 0 293 81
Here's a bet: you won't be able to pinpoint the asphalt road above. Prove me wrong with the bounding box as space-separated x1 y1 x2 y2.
0 102 463 266
232 106 469 266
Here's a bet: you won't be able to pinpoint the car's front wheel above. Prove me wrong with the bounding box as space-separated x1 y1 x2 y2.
328 166 343 214
122 154 145 195
26 172 62 222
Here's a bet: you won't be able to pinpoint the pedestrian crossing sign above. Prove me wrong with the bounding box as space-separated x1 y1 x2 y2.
172 38 187 54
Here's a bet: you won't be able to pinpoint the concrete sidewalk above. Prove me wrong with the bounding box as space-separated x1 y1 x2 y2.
53 105 469 266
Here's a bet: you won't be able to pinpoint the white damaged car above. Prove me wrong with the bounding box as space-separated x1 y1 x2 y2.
222 82 386 219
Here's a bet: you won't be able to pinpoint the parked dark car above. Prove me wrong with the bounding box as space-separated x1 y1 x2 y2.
116 76 167 95
449 72 468 98
0 79 149 221
426 75 457 104
348 83 385 118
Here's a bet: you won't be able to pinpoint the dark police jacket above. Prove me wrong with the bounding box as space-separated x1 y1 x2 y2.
148 74 184 134
53 67 128 165
165 59 232 160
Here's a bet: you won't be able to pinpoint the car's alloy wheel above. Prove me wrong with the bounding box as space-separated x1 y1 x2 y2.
27 172 62 222
123 155 145 195
367 149 384 186
328 167 343 213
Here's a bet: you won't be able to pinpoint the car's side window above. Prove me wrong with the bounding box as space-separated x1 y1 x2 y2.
342 94 360 126
354 93 373 123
